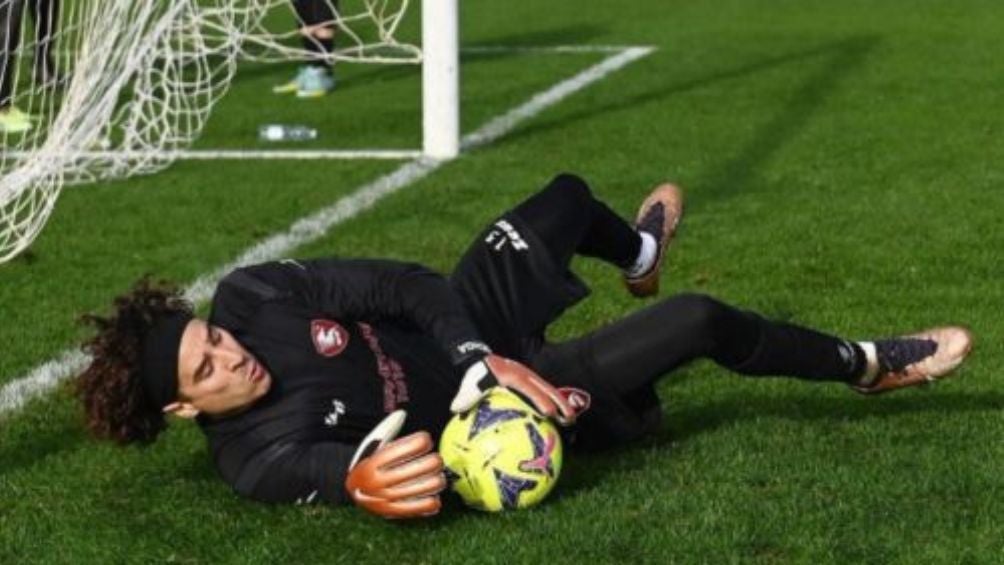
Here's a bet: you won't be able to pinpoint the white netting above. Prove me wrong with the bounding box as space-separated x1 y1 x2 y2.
0 0 418 263
236 0 418 64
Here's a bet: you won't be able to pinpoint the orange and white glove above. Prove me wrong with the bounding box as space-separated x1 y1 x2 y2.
345 410 446 519
450 354 579 425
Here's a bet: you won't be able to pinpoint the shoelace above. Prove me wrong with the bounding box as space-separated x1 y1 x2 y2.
875 338 937 373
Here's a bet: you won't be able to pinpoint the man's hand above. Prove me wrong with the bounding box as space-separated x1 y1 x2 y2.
450 355 578 425
345 410 446 519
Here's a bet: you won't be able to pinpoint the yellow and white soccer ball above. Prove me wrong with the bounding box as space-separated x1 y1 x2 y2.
439 388 563 511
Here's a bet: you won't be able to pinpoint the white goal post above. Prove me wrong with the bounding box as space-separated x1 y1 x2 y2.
0 0 460 264
422 0 459 159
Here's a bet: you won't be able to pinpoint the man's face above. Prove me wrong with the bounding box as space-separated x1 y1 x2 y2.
175 319 272 417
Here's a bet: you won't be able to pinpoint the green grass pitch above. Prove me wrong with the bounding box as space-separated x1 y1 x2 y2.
3 0 1004 563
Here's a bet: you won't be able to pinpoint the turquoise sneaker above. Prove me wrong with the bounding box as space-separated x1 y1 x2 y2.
0 106 32 133
296 66 335 98
273 66 309 95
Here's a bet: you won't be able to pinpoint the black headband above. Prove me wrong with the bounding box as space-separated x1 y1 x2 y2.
140 312 193 410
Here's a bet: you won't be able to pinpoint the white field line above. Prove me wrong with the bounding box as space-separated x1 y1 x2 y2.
4 149 419 161
6 150 420 161
172 149 422 160
462 44 651 55
0 45 655 417
41 149 424 161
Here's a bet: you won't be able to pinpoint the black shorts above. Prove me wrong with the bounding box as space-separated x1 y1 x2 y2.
450 213 662 451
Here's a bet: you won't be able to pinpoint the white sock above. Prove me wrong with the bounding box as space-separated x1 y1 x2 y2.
625 231 658 278
856 341 879 385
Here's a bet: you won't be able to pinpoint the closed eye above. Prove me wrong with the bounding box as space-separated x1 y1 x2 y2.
194 324 217 383
195 358 211 383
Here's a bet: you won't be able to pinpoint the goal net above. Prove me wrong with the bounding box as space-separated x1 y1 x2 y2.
0 0 433 264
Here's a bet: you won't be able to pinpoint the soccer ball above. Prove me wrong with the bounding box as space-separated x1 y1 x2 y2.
439 388 563 512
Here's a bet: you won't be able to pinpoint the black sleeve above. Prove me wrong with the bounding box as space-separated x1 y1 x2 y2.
238 441 356 505
215 258 491 369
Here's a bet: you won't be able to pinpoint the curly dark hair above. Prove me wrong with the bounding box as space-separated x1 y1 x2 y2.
76 276 194 445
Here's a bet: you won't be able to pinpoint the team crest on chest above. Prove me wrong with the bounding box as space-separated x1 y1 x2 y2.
311 319 349 357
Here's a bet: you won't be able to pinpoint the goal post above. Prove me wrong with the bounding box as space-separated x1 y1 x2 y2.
422 0 459 159
0 0 461 264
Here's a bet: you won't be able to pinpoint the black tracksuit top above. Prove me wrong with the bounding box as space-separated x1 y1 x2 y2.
196 258 490 505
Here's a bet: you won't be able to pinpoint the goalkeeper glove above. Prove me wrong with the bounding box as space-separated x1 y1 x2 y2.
345 410 446 519
450 354 578 425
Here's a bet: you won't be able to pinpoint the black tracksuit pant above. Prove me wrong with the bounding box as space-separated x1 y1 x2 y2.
504 174 866 448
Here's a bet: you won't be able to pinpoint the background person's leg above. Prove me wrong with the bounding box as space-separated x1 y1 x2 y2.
0 0 26 109
292 0 335 69
275 1 336 95
28 0 58 84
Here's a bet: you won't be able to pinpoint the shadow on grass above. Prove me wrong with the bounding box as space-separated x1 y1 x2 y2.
459 23 610 65
176 447 223 485
692 35 880 206
170 440 477 529
555 387 1003 499
0 408 88 478
665 387 1004 444
469 23 608 51
491 35 879 201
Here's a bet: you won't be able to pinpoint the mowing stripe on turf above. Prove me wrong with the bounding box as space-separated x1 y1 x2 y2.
0 45 655 418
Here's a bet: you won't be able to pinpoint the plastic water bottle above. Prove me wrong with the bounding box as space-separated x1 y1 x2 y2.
258 124 318 142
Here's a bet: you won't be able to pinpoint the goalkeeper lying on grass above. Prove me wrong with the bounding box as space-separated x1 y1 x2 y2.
76 173 972 519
